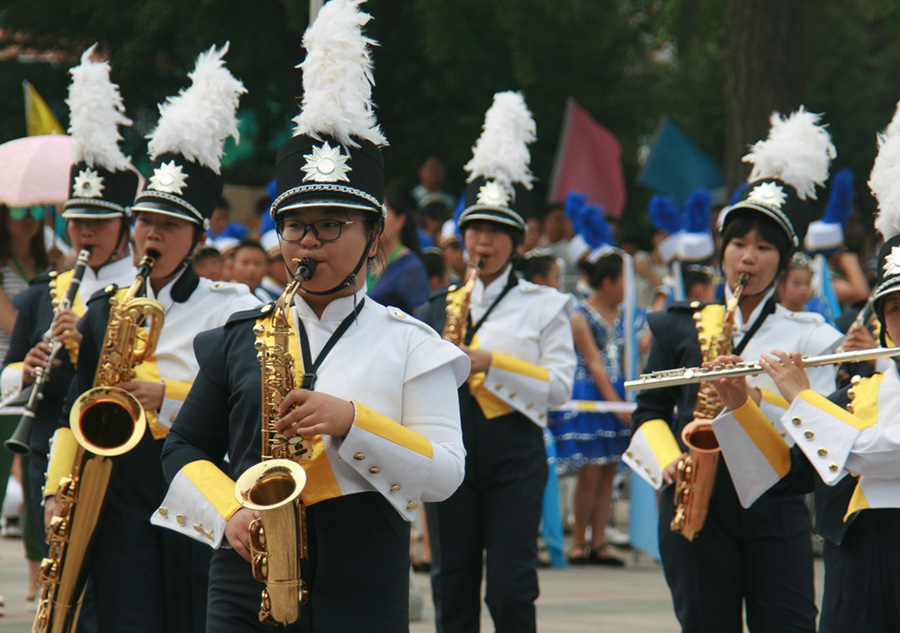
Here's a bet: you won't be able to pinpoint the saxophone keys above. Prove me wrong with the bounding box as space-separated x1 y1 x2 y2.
39 557 59 583
252 553 269 583
47 516 68 541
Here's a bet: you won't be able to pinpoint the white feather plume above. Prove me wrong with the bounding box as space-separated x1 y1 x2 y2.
147 43 245 174
742 107 836 200
870 128 900 241
464 91 536 189
292 0 386 148
66 44 133 171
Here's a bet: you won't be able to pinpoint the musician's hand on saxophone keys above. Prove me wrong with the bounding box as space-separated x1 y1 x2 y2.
842 323 878 354
114 380 165 412
225 507 258 563
706 354 756 411
274 389 356 438
663 454 688 485
459 345 492 377
759 350 809 403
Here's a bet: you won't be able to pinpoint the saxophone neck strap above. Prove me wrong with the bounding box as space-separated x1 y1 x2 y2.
295 298 366 390
464 271 518 346
733 297 776 357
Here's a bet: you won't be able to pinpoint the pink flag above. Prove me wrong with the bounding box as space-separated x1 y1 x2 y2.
548 98 626 218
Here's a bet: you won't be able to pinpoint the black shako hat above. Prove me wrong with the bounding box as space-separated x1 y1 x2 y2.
457 92 536 237
459 177 530 234
719 178 810 249
63 163 140 219
270 134 385 220
719 107 835 251
61 45 140 220
131 44 244 229
131 153 223 227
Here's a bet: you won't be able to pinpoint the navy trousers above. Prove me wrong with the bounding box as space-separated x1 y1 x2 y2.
207 491 409 632
427 393 548 633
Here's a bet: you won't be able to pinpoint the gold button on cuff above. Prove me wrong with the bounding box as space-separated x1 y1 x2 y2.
791 417 802 427
176 514 186 526
817 448 828 457
828 463 839 473
369 466 381 474
851 375 862 386
353 452 366 460
390 484 401 492
495 384 503 390
158 507 169 518
169 415 177 423
193 523 204 533
204 530 214 540
406 501 419 511
526 403 533 410
803 430 815 440
846 403 855 414
215 282 223 288
508 392 517 398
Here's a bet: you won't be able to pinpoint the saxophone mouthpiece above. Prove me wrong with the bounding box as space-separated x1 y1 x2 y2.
293 258 317 283
137 250 161 278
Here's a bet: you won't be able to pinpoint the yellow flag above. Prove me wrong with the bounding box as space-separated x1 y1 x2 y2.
23 80 65 136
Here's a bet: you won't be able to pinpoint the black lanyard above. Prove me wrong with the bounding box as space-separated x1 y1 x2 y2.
733 297 776 356
296 299 366 390
464 271 518 346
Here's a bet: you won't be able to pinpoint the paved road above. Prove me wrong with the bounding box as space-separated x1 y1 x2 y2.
0 533 824 632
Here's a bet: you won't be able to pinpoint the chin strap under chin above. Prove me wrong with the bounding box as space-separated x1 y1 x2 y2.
300 219 382 297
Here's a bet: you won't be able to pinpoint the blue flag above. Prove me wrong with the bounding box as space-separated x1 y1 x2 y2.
638 118 726 205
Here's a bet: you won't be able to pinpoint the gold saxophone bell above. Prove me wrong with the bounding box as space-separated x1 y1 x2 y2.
670 421 720 541
69 387 147 457
235 460 309 625
32 251 163 633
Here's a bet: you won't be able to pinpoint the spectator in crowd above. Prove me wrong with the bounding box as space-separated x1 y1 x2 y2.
206 197 247 252
367 190 430 314
634 229 671 310
411 153 456 209
417 193 452 249
440 233 467 286
192 246 225 281
258 229 287 299
227 240 275 301
421 247 450 292
777 254 815 312
518 249 562 290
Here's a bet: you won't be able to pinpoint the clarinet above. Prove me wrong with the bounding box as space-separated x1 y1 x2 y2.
4 248 92 455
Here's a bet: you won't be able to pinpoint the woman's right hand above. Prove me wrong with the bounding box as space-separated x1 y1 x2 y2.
22 342 53 386
663 452 688 485
43 496 63 535
225 507 258 562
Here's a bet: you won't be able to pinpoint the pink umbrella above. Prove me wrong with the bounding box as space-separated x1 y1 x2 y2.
0 134 73 207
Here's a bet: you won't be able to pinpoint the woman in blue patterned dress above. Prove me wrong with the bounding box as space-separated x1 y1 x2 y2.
550 250 637 565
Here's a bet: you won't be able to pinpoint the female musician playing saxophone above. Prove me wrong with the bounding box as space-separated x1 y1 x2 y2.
710 111 900 633
157 4 468 630
624 109 843 633
418 92 575 633
40 46 258 633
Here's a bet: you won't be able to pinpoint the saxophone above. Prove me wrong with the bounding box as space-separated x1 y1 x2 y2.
442 257 485 345
33 251 164 633
670 272 748 541
5 247 92 454
234 257 316 626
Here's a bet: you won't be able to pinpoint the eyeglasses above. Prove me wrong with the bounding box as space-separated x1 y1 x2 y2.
276 219 356 243
9 206 46 221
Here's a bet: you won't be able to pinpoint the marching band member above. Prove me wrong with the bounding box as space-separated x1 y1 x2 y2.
711 110 900 633
623 108 843 633
419 92 576 633
0 46 139 542
40 45 257 633
156 2 468 630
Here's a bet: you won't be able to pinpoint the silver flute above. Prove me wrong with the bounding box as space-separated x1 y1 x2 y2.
625 346 900 392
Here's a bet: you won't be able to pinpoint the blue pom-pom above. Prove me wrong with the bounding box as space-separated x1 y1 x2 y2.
823 168 855 229
580 202 614 249
728 183 747 206
648 195 681 233
683 189 713 233
451 195 466 237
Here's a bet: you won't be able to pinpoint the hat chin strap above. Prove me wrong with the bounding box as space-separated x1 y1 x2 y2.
301 218 383 297
95 219 131 269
